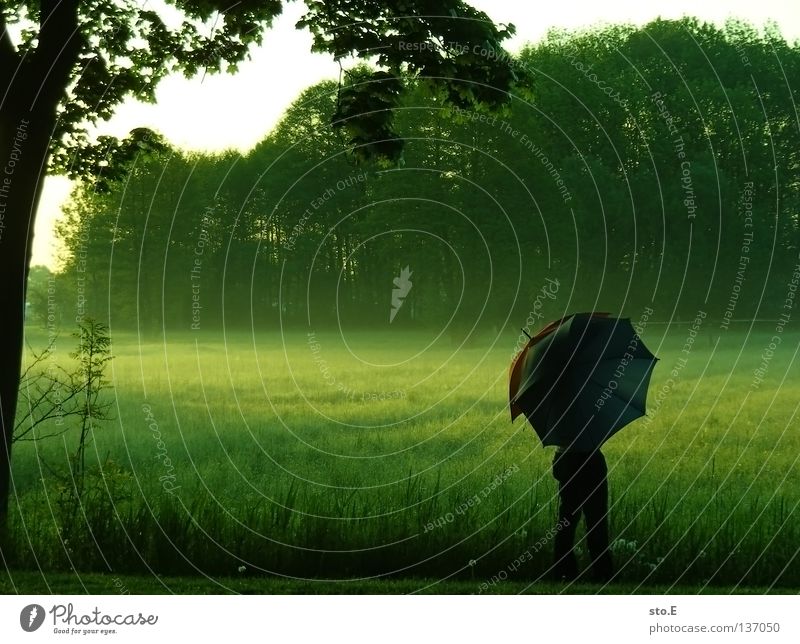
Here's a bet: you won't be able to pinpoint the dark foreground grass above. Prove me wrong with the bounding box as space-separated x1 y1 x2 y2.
1 570 793 595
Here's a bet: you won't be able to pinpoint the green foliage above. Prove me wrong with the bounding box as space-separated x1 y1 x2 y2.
51 128 171 193
334 69 406 165
24 265 55 328
298 0 519 164
1 0 518 178
2 0 283 171
69 319 115 498
56 18 800 330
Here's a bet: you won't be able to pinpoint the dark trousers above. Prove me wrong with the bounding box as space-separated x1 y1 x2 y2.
552 449 613 581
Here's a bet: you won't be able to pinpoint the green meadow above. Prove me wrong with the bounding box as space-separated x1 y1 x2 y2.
6 324 800 591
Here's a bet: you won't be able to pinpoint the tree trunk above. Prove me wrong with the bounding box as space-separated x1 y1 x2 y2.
0 105 54 523
0 0 81 529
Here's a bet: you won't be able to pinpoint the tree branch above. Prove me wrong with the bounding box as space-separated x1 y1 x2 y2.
30 0 83 113
0 9 19 88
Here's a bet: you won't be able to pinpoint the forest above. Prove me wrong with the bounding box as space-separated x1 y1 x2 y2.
35 18 800 333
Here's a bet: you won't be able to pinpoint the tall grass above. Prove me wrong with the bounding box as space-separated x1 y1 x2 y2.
6 325 800 587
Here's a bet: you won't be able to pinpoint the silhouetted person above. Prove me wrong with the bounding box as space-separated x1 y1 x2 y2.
552 446 613 582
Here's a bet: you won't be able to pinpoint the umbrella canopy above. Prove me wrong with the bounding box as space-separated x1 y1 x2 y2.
509 312 658 451
508 313 595 420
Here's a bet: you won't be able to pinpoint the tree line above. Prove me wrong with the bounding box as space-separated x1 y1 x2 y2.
45 18 800 333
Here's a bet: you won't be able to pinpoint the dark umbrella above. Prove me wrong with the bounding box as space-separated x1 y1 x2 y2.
508 312 582 420
509 312 658 451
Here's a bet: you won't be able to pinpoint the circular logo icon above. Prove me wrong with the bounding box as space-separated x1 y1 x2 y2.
20 604 45 632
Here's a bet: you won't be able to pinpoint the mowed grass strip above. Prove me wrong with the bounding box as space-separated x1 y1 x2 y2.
0 570 790 595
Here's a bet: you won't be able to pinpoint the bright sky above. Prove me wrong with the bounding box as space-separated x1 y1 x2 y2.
33 0 800 269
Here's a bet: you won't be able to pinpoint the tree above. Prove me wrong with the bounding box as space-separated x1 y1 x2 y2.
0 1 518 520
23 264 54 326
56 17 800 332
15 336 84 444
68 319 114 499
15 321 116 538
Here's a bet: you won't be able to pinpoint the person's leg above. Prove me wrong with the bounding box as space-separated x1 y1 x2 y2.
553 497 580 579
583 453 613 582
552 454 582 580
